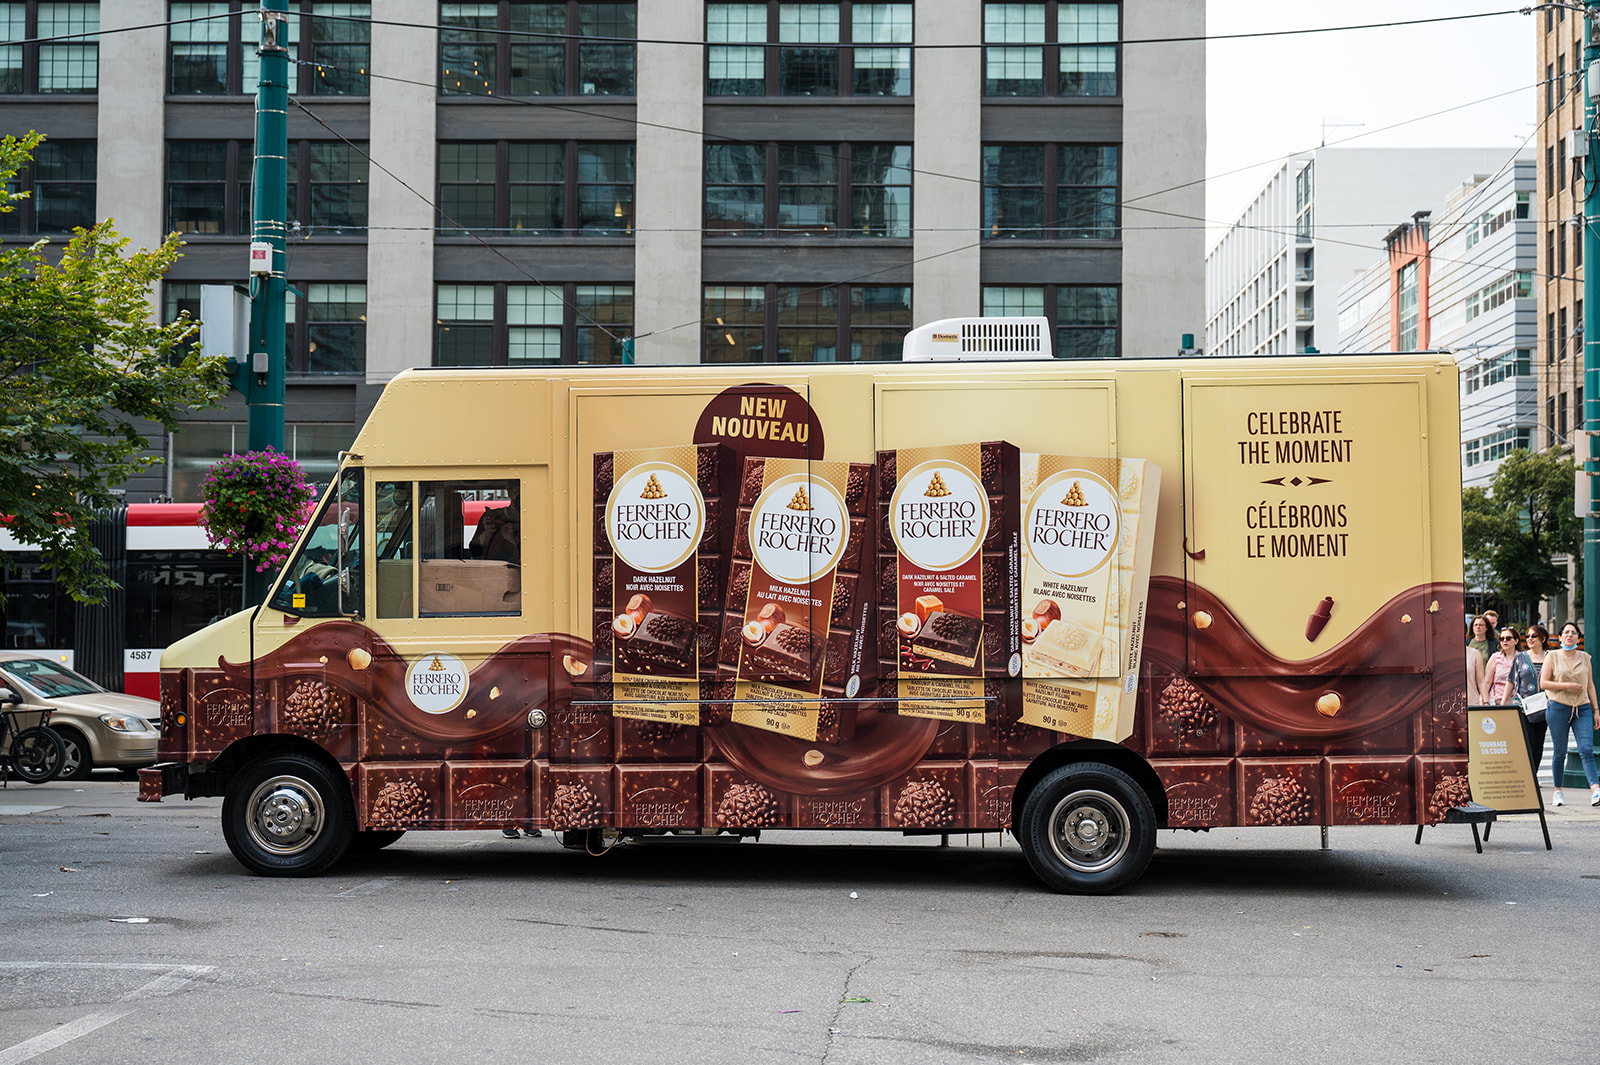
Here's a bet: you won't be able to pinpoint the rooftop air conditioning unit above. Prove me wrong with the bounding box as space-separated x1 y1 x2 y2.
901 317 1052 361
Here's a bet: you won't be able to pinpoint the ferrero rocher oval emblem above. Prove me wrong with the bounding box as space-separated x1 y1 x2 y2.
1025 470 1119 578
748 473 849 585
605 462 706 573
889 460 988 572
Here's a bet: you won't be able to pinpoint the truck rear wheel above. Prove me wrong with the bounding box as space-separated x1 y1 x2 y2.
222 753 355 877
1017 763 1155 895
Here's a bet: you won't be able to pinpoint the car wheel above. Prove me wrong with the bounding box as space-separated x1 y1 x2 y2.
52 727 93 782
349 829 405 852
222 753 354 877
1017 762 1156 895
10 726 66 784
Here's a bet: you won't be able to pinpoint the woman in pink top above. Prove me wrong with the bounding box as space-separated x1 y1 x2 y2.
1483 629 1518 704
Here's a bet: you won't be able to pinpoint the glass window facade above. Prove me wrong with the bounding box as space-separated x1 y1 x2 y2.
707 2 910 97
441 2 635 97
983 143 1118 240
706 142 910 238
436 282 633 365
983 284 1119 358
703 283 910 362
439 141 634 236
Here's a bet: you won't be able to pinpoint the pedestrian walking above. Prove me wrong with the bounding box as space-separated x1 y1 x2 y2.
1539 621 1600 807
1504 624 1550 773
1484 629 1518 704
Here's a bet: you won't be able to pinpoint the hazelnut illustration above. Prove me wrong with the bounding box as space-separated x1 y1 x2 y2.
1401 614 1412 624
1314 691 1342 718
896 612 922 637
490 686 501 700
757 602 786 632
346 647 372 671
625 593 653 622
742 620 768 647
612 614 637 640
1021 617 1040 643
1031 599 1062 628
803 748 825 768
1193 611 1213 630
562 654 588 677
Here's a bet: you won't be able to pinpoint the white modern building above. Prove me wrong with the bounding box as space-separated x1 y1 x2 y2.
1335 160 1537 490
1206 147 1513 357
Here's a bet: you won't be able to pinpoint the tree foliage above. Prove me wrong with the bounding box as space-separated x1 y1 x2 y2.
0 132 231 604
1463 449 1581 609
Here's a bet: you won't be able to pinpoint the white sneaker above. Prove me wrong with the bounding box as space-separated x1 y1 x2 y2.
1591 787 1600 807
1552 791 1565 807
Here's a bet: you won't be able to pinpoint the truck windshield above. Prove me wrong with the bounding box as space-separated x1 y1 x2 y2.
270 469 364 617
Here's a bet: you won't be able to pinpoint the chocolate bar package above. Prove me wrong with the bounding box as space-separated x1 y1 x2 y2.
1018 454 1160 738
594 444 737 724
718 457 877 742
877 442 1020 723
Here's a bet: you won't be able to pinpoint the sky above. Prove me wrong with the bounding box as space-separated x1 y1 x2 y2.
1204 2 1537 251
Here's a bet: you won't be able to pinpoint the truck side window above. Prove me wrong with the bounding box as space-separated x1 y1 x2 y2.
375 480 414 619
374 478 521 618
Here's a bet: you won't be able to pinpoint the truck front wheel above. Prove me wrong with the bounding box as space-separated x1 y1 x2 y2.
1017 763 1155 894
222 754 355 876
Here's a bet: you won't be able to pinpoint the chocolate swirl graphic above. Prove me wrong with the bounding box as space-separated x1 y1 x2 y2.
1142 576 1465 742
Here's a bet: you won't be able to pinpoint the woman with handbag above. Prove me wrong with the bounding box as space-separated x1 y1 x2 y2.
1538 621 1600 807
1504 623 1550 777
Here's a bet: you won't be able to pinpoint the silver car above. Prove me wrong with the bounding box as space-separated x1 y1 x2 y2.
0 652 161 780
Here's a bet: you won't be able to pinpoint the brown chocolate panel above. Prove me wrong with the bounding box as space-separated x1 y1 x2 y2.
925 717 971 759
546 766 613 830
360 762 444 830
1153 759 1237 827
1144 672 1232 757
268 674 358 762
889 763 970 829
1327 756 1415 825
794 790 879 828
615 716 704 763
1422 756 1471 824
550 701 614 764
974 762 1026 829
446 760 532 827
1239 759 1323 827
189 670 253 757
616 765 704 829
709 767 790 829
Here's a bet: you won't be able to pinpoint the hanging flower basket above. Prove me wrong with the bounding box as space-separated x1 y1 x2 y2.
197 449 317 573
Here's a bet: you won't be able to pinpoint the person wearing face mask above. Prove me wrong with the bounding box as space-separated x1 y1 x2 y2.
1539 621 1600 807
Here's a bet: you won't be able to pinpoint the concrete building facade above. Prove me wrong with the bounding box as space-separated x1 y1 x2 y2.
0 0 1204 502
1205 147 1512 358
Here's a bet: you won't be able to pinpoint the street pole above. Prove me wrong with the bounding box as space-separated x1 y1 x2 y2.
245 0 288 454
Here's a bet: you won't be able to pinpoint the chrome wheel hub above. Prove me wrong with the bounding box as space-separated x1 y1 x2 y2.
246 775 324 855
1047 789 1131 874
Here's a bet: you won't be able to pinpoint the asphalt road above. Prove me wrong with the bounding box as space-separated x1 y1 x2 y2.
2 777 1597 1065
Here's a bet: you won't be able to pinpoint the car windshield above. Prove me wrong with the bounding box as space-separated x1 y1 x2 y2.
2 659 105 698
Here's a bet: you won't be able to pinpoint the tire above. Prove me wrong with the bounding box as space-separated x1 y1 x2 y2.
1017 762 1156 895
221 753 355 877
349 829 405 852
10 726 66 784
52 728 93 782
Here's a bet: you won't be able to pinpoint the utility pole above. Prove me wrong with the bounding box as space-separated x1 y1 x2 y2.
238 0 289 454
1585 8 1599 644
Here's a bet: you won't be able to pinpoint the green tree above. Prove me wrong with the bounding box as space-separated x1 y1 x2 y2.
1467 448 1581 610
0 132 230 605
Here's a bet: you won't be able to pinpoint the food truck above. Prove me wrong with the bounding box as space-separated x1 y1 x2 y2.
140 319 1469 894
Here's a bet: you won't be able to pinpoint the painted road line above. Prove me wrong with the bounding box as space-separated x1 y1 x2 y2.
0 963 213 1065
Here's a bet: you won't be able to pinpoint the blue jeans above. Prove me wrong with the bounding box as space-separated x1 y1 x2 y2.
1546 702 1599 789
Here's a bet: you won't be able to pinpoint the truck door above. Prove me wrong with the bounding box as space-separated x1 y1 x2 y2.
1179 374 1435 746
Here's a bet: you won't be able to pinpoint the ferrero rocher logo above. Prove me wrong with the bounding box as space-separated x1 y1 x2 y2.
889 459 988 571
923 472 951 498
1026 470 1120 578
406 651 469 715
1061 480 1087 507
787 485 812 511
749 472 849 584
606 461 705 574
